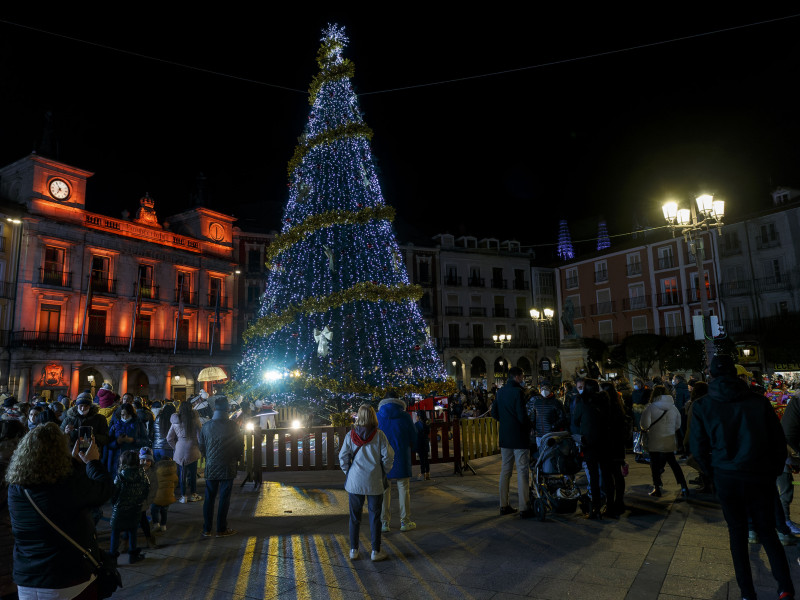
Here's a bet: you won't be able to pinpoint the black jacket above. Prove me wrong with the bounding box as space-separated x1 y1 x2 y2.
111 466 149 530
491 378 530 449
8 459 113 589
60 404 110 449
574 391 612 461
690 375 786 478
153 414 171 450
526 394 568 439
200 411 242 480
782 396 800 455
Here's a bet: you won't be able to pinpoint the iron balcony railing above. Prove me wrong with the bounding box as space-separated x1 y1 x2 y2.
492 307 509 317
657 256 675 270
8 331 239 354
444 306 463 316
688 285 717 302
590 301 615 316
444 276 462 287
137 282 159 300
756 275 791 293
90 273 116 295
622 296 650 310
627 263 642 276
491 278 507 289
39 268 72 288
513 280 530 290
658 292 681 307
469 307 487 317
467 277 485 288
720 280 752 297
565 276 578 289
594 270 609 283
439 337 537 349
756 232 780 249
720 241 742 256
175 288 197 305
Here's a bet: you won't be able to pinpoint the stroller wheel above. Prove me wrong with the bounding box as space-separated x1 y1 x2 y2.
533 498 547 521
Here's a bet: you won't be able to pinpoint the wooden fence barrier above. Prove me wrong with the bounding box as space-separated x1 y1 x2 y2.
456 417 501 474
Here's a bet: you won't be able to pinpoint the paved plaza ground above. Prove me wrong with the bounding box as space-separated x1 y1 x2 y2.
96 454 800 600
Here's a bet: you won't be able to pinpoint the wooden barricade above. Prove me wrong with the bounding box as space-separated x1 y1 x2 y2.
456 417 500 474
242 426 349 476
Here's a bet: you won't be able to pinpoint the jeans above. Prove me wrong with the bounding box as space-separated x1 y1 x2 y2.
418 451 430 474
178 460 198 497
382 478 411 525
649 451 687 489
715 471 794 599
110 527 138 555
203 478 233 534
150 503 169 526
585 459 615 512
499 447 530 510
349 493 382 552
777 470 794 522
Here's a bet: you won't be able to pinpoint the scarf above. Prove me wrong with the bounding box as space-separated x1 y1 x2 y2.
351 426 377 447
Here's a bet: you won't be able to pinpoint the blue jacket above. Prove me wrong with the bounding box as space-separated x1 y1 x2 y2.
377 398 417 479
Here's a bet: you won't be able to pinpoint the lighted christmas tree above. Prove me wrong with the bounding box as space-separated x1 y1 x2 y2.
597 220 610 251
557 219 575 260
233 25 451 417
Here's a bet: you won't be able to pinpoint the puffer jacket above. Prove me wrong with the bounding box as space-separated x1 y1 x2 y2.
640 395 681 453
60 404 111 449
376 397 417 479
111 466 149 530
526 394 568 439
97 404 117 426
339 427 394 495
690 375 786 478
153 459 178 506
166 413 202 466
108 417 149 452
153 413 172 450
200 411 242 480
8 459 113 589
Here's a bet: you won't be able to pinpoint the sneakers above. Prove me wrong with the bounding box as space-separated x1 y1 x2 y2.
381 522 390 532
500 506 518 516
216 529 237 538
178 496 188 504
189 493 203 502
371 550 388 561
349 549 359 560
778 532 797 546
648 486 662 497
400 521 416 532
748 530 759 544
202 531 213 537
787 520 800 535
151 524 162 533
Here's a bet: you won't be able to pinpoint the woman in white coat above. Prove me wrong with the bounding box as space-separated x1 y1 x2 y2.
640 385 689 497
339 404 394 562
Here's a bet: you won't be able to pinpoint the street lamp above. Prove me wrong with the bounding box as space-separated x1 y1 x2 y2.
493 334 511 380
529 307 554 323
662 194 725 374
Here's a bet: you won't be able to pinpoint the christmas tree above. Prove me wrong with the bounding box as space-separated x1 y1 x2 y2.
233 25 451 417
596 220 610 251
557 219 575 260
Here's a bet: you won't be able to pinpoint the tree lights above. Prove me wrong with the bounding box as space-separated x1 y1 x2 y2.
233 24 451 412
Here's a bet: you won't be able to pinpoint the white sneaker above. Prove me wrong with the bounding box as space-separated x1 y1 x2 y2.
178 496 187 504
381 523 390 533
160 525 166 533
400 521 416 532
349 549 359 560
371 550 388 561
152 524 161 533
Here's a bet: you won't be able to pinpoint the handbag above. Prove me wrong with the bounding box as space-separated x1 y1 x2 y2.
24 489 122 599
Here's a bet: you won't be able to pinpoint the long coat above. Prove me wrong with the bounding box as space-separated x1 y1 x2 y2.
166 412 202 466
376 398 417 479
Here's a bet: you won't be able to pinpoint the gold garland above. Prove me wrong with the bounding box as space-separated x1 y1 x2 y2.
242 281 423 342
308 60 355 106
287 122 373 176
264 205 395 269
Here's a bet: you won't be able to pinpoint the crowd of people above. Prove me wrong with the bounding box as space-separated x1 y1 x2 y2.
0 385 242 600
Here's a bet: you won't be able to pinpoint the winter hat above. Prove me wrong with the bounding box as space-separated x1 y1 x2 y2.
1 394 15 408
709 354 737 378
139 446 154 462
96 388 117 408
76 392 93 405
101 382 113 391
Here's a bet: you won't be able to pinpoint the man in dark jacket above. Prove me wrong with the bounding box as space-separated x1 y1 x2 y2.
62 391 110 451
690 355 793 600
526 382 567 445
200 395 241 537
491 367 532 517
377 390 417 532
780 395 800 534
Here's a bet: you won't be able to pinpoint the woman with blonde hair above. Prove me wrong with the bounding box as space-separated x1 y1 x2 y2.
339 404 394 562
167 399 202 503
6 422 113 599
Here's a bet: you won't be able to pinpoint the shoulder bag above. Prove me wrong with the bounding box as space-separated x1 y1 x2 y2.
24 489 122 599
640 408 668 453
344 430 389 491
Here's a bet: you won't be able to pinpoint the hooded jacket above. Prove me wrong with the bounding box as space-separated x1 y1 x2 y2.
690 375 786 478
339 426 394 495
60 403 110 448
153 459 179 506
376 398 417 479
166 412 202 466
526 392 567 439
640 395 681 453
110 466 149 530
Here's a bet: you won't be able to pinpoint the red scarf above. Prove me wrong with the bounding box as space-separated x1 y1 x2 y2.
351 427 377 447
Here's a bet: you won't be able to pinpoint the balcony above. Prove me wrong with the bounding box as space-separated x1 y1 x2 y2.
565 276 578 289
39 268 72 288
444 276 462 287
658 292 680 307
688 285 717 302
724 318 759 336
207 293 226 308
0 281 12 299
663 326 684 337
756 232 780 249
590 301 615 316
91 274 116 295
622 296 650 310
720 280 752 297
138 282 159 301
439 336 537 349
468 307 486 317
627 263 642 277
8 330 239 354
720 241 742 257
175 288 197 306
491 278 507 289
467 277 485 288
492 307 509 318
756 275 791 293
513 280 530 290
594 270 609 283
657 256 675 270
415 277 433 287
444 306 463 316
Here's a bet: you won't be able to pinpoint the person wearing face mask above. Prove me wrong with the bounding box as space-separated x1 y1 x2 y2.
62 390 110 452
107 404 149 474
526 382 568 448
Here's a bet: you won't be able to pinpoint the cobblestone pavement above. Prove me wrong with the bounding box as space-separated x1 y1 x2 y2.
97 454 800 600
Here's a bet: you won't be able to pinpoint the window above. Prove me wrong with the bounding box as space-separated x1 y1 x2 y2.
538 272 555 297
176 271 192 304
207 319 220 351
565 294 582 317
631 315 648 334
417 259 431 284
518 325 529 345
657 246 674 269
626 253 642 277
660 277 679 305
664 311 682 336
135 314 151 346
514 269 527 290
209 276 223 307
175 318 189 350
91 256 110 292
247 249 261 273
689 273 711 301
493 295 507 317
445 265 458 286
594 261 608 283
595 289 612 315
628 283 646 310
138 264 155 299
565 267 578 289
42 246 66 286
472 324 484 346
469 267 483 287
722 231 741 254
448 323 460 346
247 285 261 305
598 320 613 344
87 309 106 344
38 304 60 338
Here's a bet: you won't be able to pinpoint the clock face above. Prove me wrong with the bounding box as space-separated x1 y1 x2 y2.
209 222 225 242
49 178 70 200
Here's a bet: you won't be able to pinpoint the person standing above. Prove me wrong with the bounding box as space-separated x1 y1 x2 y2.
780 393 800 535
377 390 417 532
641 385 688 498
167 399 203 503
339 404 394 562
491 366 533 518
413 410 431 480
691 354 794 600
199 395 241 538
574 378 615 519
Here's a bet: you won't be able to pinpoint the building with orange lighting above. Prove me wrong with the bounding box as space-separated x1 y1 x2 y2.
0 154 239 402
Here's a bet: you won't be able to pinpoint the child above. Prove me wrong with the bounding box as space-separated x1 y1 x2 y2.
138 447 159 548
151 455 179 533
110 449 149 563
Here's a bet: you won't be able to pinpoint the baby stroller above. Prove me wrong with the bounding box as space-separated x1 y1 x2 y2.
528 431 583 521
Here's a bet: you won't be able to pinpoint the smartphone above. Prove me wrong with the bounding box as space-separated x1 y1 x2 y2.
78 426 93 450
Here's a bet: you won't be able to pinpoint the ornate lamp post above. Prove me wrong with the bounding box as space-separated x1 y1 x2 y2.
493 333 511 380
662 194 725 374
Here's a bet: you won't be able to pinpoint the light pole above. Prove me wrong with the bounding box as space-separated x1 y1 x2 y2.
493 333 510 381
530 307 554 383
662 194 725 375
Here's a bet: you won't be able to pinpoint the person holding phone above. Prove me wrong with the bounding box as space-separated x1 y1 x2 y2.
61 391 110 453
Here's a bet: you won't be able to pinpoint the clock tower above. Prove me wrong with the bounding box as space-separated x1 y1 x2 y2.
0 153 93 213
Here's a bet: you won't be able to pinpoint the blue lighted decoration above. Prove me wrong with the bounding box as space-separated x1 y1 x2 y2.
597 220 610 251
557 220 575 260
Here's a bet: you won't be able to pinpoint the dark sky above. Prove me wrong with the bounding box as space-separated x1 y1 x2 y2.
1 8 799 254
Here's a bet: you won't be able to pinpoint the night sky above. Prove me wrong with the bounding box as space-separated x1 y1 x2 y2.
1 9 798 256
